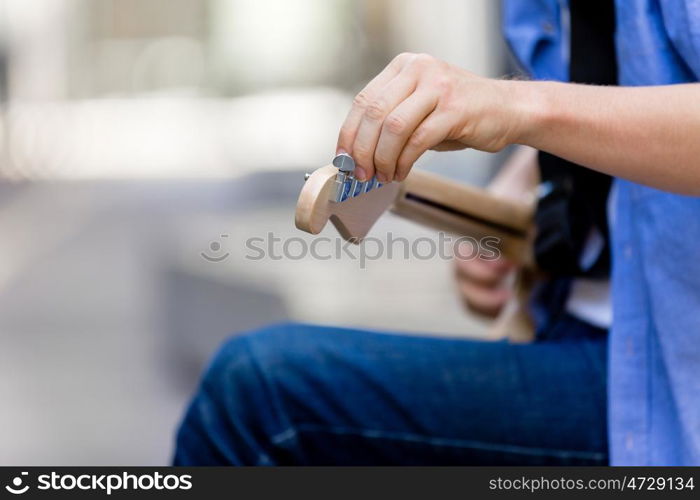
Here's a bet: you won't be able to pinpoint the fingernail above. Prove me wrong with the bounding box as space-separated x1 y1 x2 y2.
376 172 387 183
336 147 347 155
355 166 367 181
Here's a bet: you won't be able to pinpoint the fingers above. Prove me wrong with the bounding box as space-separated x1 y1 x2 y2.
336 53 413 159
430 140 467 152
454 241 514 317
372 90 438 182
351 72 420 180
457 279 511 318
339 52 481 182
455 254 513 287
395 112 454 181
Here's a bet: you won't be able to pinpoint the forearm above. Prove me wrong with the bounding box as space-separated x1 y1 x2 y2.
510 81 700 195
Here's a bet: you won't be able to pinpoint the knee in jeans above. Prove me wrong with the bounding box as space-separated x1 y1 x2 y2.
201 322 305 396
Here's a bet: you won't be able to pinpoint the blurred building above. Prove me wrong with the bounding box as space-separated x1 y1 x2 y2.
0 0 506 180
0 0 507 465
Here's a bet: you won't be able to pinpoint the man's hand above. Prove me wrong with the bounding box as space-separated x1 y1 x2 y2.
455 243 515 318
336 53 524 182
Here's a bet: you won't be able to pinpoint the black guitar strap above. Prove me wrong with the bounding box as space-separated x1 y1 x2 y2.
534 0 617 277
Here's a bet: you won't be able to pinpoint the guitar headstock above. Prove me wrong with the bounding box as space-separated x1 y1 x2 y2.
295 163 400 243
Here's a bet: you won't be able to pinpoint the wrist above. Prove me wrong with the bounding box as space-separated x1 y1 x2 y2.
499 79 556 147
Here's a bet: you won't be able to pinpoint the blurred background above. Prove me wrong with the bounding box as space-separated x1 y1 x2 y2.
0 0 511 464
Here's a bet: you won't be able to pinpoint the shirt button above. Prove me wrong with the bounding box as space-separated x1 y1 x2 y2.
624 245 633 259
626 338 634 355
626 433 634 450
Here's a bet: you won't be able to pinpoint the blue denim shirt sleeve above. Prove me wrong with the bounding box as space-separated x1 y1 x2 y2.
615 0 700 85
502 0 568 81
502 0 700 465
659 0 700 78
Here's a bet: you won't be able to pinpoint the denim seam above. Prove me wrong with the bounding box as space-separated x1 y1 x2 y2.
292 423 606 461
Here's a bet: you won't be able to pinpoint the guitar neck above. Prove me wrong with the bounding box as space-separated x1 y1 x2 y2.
392 170 534 263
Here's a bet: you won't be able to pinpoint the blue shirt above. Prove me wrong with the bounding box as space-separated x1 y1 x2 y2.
503 0 700 465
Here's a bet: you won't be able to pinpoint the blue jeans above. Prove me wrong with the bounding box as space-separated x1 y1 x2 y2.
173 315 607 465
